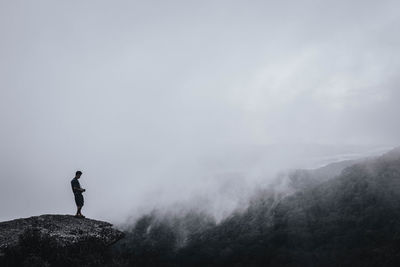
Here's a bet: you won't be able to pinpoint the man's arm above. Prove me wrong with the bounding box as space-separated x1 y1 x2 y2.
73 187 85 192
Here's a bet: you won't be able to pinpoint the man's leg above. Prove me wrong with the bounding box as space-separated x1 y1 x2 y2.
77 206 85 217
75 206 82 217
74 194 84 217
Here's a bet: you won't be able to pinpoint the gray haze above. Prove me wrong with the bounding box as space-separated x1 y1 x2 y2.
0 0 399 223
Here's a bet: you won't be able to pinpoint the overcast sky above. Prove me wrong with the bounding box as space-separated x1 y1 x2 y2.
0 0 399 223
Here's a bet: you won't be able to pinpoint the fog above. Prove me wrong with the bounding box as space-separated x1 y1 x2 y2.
0 0 399 224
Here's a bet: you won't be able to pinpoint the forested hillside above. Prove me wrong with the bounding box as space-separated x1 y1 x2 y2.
114 148 400 267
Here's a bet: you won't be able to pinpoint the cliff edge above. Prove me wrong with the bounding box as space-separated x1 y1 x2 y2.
0 214 124 252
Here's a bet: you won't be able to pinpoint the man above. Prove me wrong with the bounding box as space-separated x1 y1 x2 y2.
71 171 86 218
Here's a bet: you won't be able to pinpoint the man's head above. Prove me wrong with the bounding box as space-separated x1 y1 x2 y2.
75 171 83 178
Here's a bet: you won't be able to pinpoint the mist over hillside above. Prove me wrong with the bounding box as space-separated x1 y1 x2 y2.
109 147 400 267
117 144 389 224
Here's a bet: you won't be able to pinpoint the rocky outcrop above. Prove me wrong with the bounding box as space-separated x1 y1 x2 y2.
0 214 124 252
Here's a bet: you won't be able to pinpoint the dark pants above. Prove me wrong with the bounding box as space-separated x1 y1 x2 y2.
74 193 84 207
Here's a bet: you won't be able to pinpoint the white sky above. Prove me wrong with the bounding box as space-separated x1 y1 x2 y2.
0 0 399 223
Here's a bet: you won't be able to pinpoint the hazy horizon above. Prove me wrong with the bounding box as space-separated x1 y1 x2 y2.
1 0 400 224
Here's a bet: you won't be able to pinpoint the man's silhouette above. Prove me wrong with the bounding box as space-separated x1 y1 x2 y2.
71 171 86 218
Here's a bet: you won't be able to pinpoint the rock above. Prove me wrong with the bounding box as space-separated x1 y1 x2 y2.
0 214 124 252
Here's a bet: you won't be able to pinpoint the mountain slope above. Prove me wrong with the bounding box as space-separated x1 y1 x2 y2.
118 147 400 267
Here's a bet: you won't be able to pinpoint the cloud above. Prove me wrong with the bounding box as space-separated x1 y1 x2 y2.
0 0 399 222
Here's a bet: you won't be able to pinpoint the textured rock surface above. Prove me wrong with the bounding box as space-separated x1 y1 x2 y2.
0 214 124 251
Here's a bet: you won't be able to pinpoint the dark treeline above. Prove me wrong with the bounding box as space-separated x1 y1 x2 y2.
2 148 400 266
